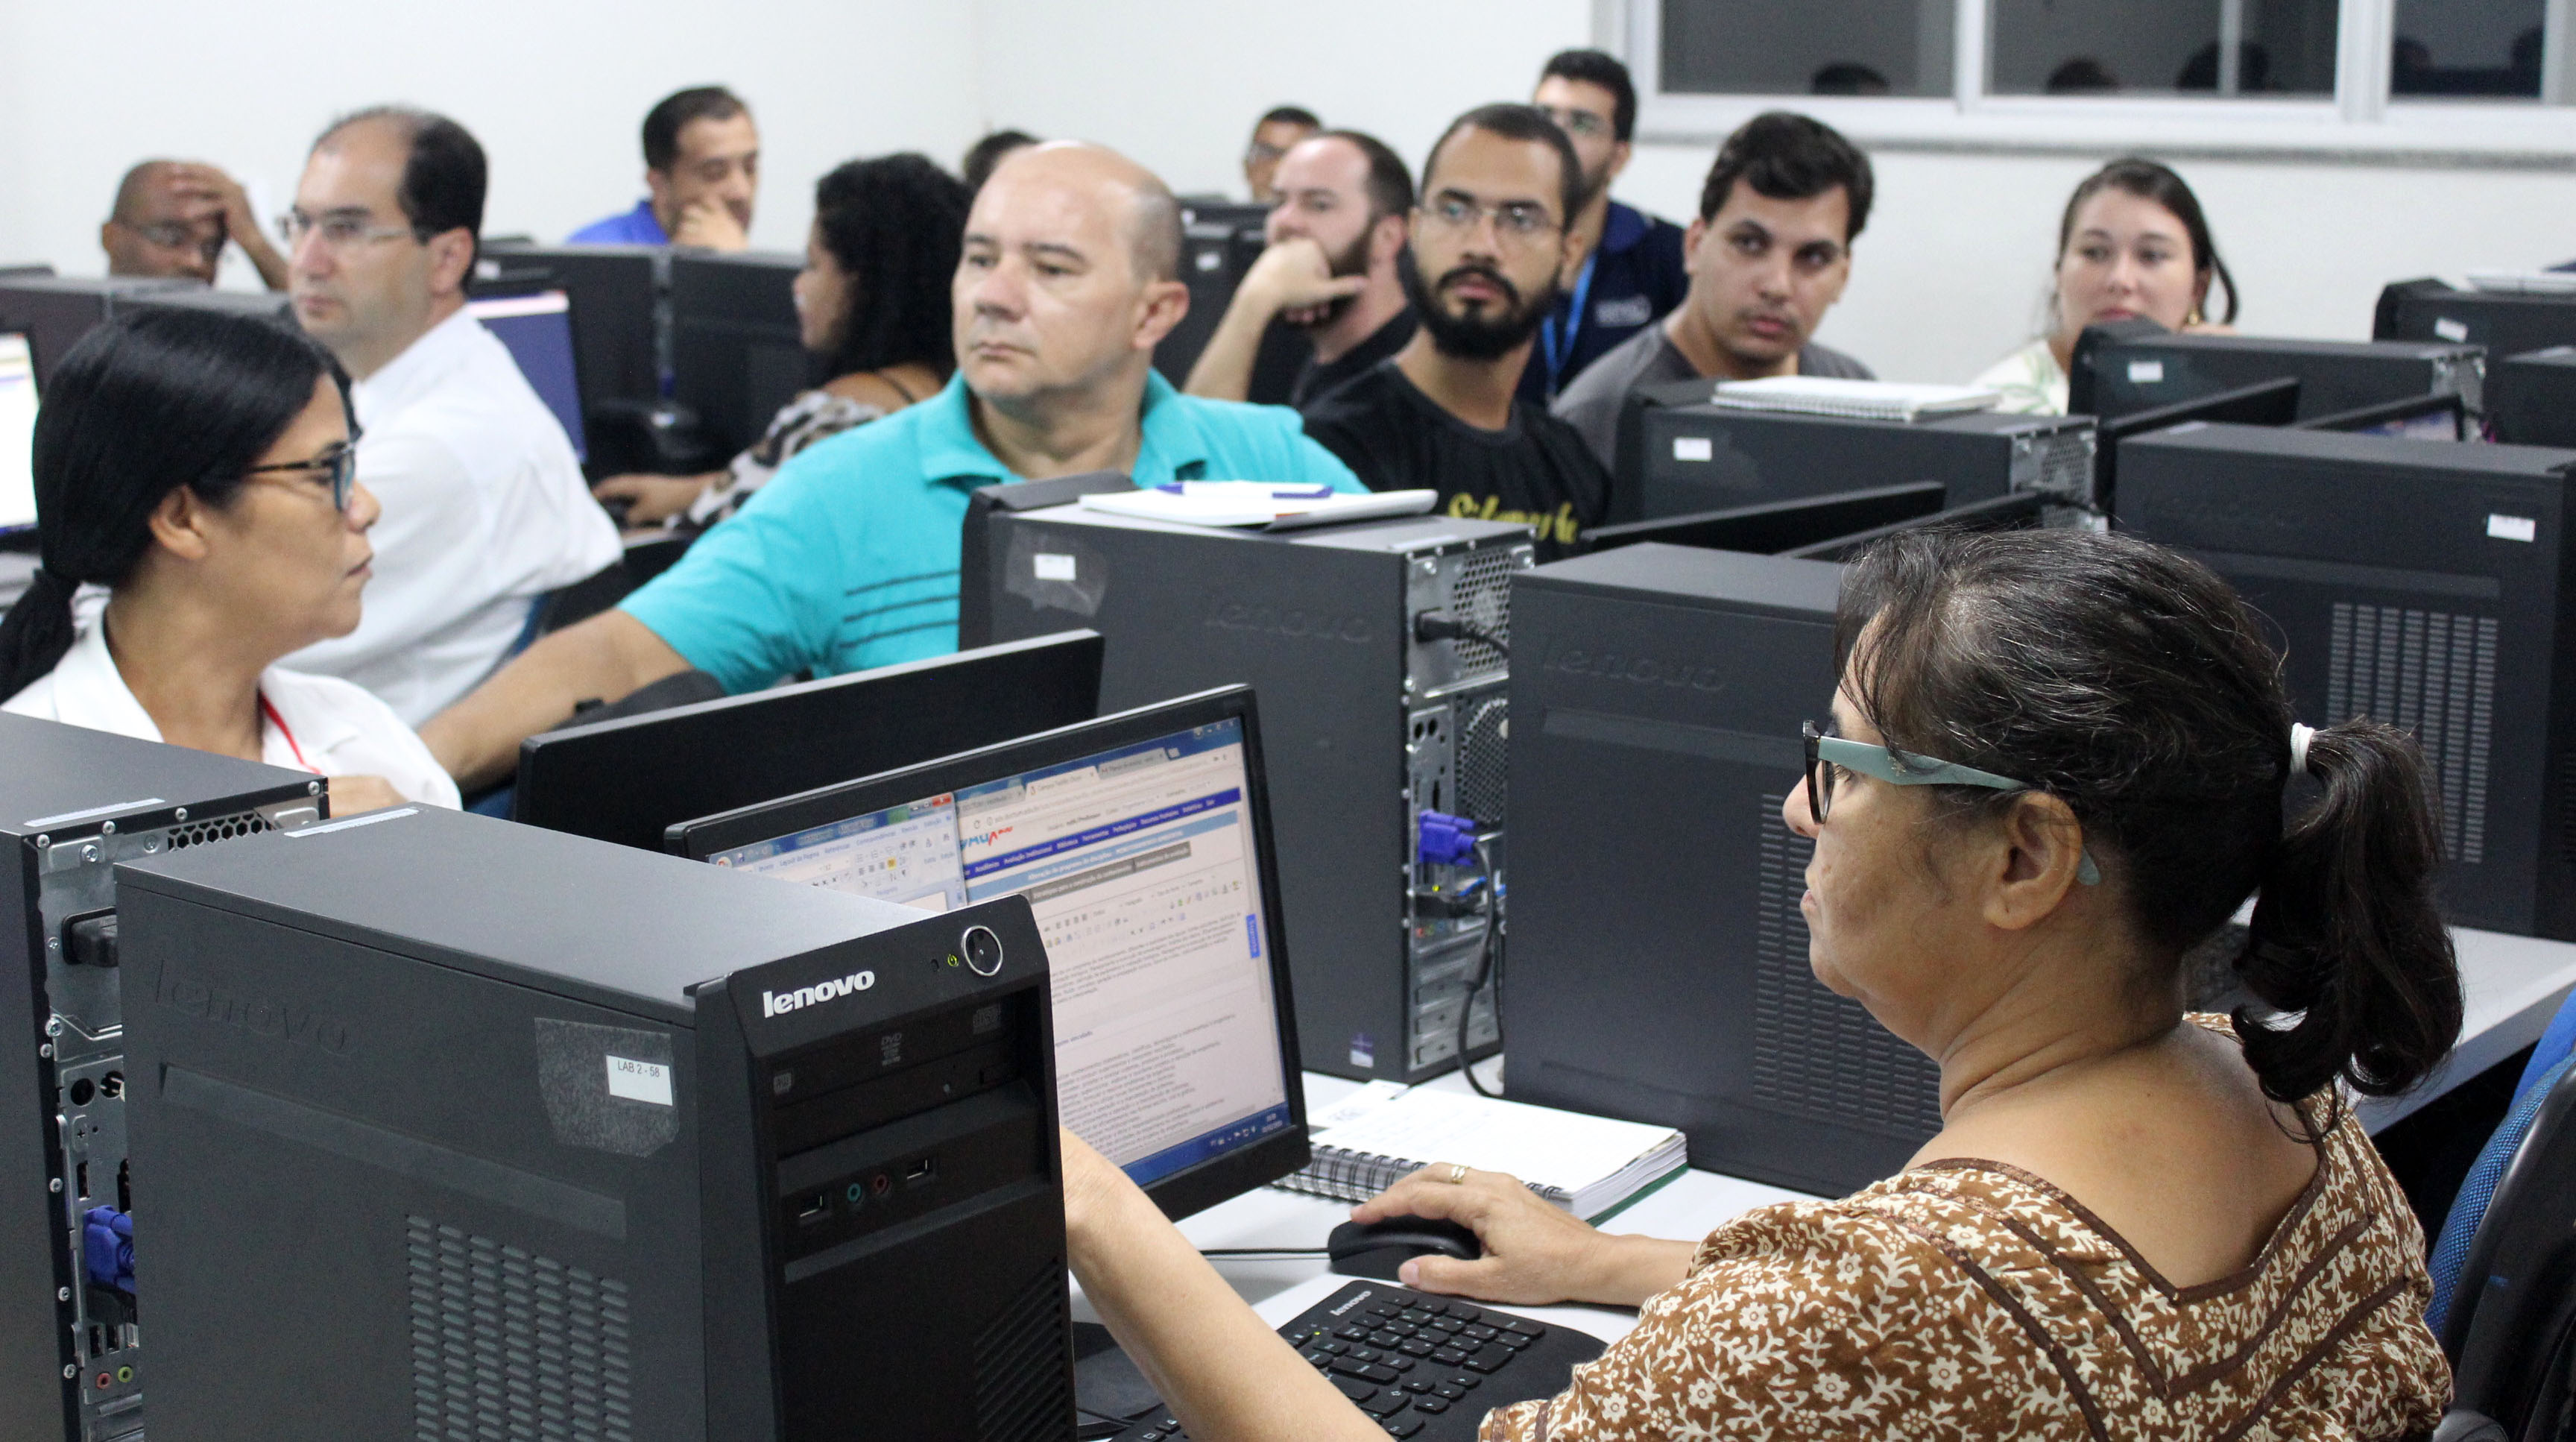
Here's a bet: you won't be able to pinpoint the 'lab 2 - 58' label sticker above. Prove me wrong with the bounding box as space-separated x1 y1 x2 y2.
606 1055 674 1106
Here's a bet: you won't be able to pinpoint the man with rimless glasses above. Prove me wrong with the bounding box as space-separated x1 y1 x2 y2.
1298 104 1613 559
276 107 618 727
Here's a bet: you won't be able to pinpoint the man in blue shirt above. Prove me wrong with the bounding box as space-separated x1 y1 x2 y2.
1521 50 1689 403
423 142 1363 787
566 86 760 251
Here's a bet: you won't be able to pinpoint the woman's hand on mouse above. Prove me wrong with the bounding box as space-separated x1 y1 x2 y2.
1351 1165 1698 1309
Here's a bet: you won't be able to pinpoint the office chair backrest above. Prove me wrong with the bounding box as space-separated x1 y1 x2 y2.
2441 1051 2576 1438
2430 988 2576 1333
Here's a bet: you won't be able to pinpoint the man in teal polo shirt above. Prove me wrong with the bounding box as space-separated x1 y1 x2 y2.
422 142 1363 789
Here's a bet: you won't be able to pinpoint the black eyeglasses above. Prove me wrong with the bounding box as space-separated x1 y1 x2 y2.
243 441 360 511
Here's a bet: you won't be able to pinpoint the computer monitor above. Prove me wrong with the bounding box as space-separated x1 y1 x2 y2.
476 243 664 417
0 276 192 385
1152 218 1271 387
118 287 292 324
670 251 805 456
1579 480 1945 556
1776 488 2053 562
2490 346 2576 448
513 631 1105 852
2069 318 2481 422
2092 374 2300 513
465 289 588 459
2292 390 2468 441
0 335 34 535
669 686 1310 1219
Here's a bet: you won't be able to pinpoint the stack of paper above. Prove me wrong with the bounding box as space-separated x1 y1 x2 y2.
1274 1082 1689 1223
2464 271 2576 296
1078 481 1438 530
1708 376 2001 422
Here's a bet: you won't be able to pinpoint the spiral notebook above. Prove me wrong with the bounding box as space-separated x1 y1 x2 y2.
1274 1083 1688 1223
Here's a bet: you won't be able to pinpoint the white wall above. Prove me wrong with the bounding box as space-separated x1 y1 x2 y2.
4 0 2572 391
0 0 984 283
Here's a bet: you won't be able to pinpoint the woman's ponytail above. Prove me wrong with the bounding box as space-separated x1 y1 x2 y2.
2236 719 2463 1104
0 568 84 702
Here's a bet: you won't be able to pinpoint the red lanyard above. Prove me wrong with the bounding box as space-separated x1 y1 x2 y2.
257 694 317 773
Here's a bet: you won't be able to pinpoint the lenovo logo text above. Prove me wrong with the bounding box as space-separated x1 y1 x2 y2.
762 970 877 1018
153 971 353 1054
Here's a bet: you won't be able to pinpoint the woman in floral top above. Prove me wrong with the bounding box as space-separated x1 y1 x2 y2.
590 153 967 527
1061 528 2458 1441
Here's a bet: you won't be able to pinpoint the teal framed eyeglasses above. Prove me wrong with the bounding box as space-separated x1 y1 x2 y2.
1801 721 2100 886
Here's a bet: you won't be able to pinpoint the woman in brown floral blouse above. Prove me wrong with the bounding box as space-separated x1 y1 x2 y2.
1062 527 2462 1441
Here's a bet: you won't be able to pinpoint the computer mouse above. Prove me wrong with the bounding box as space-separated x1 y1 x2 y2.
1326 1215 1483 1281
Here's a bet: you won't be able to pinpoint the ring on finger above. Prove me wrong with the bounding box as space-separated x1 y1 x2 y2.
1444 1164 1468 1183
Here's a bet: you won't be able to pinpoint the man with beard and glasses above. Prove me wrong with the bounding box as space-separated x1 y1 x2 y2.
419 142 1364 792
1552 112 1875 471
1182 130 1417 406
1300 104 1611 559
1521 48 1688 403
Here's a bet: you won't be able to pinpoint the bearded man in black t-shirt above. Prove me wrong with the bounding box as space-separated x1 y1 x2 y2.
1298 104 1614 558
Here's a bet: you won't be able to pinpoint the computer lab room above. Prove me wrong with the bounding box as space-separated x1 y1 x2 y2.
4 0 2576 1437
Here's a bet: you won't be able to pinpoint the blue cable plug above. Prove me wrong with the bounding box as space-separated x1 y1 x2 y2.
83 1206 132 1293
1418 810 1480 868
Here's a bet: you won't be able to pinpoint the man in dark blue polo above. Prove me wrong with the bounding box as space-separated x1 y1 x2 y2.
423 142 1363 789
1521 48 1689 403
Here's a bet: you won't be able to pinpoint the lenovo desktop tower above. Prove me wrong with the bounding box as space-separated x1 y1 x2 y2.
0 714 323 1442
2377 278 2576 363
1620 379 2097 523
2490 346 2576 448
979 506 1532 1082
1502 544 1945 1196
2118 422 2576 939
2071 326 2484 422
117 804 1070 1442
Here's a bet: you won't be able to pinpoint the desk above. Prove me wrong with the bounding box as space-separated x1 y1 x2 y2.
1076 925 2576 1345
2362 925 2576 1130
1073 1065 1815 1347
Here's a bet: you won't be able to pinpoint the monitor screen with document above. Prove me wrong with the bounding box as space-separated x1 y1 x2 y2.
669 687 1308 1218
0 333 36 534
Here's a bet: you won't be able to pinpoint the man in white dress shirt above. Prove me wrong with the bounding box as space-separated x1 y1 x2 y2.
280 107 619 724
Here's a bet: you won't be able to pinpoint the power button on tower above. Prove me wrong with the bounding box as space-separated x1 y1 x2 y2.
962 926 1005 977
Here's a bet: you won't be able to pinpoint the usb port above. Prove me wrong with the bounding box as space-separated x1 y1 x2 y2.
793 1191 831 1225
904 1157 935 1186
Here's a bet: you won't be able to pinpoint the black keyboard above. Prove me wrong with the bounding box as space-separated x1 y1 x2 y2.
1096 1281 1606 1441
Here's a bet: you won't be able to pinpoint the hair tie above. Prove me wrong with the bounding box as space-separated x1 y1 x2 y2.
2290 722 2317 776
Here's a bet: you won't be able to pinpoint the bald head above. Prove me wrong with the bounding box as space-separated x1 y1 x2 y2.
981 141 1181 283
110 161 183 225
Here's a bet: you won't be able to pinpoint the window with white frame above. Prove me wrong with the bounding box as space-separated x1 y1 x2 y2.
1628 0 2576 154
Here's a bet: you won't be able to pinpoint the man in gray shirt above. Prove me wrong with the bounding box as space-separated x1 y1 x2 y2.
1555 112 1875 472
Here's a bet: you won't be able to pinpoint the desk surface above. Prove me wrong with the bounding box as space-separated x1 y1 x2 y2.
1075 1065 1813 1347
1076 924 2576 1346
2360 924 2576 1129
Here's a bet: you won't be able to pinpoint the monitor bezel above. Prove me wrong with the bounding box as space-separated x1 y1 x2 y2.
512 630 1105 852
2291 390 2467 440
667 684 1312 1221
1579 479 1945 556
